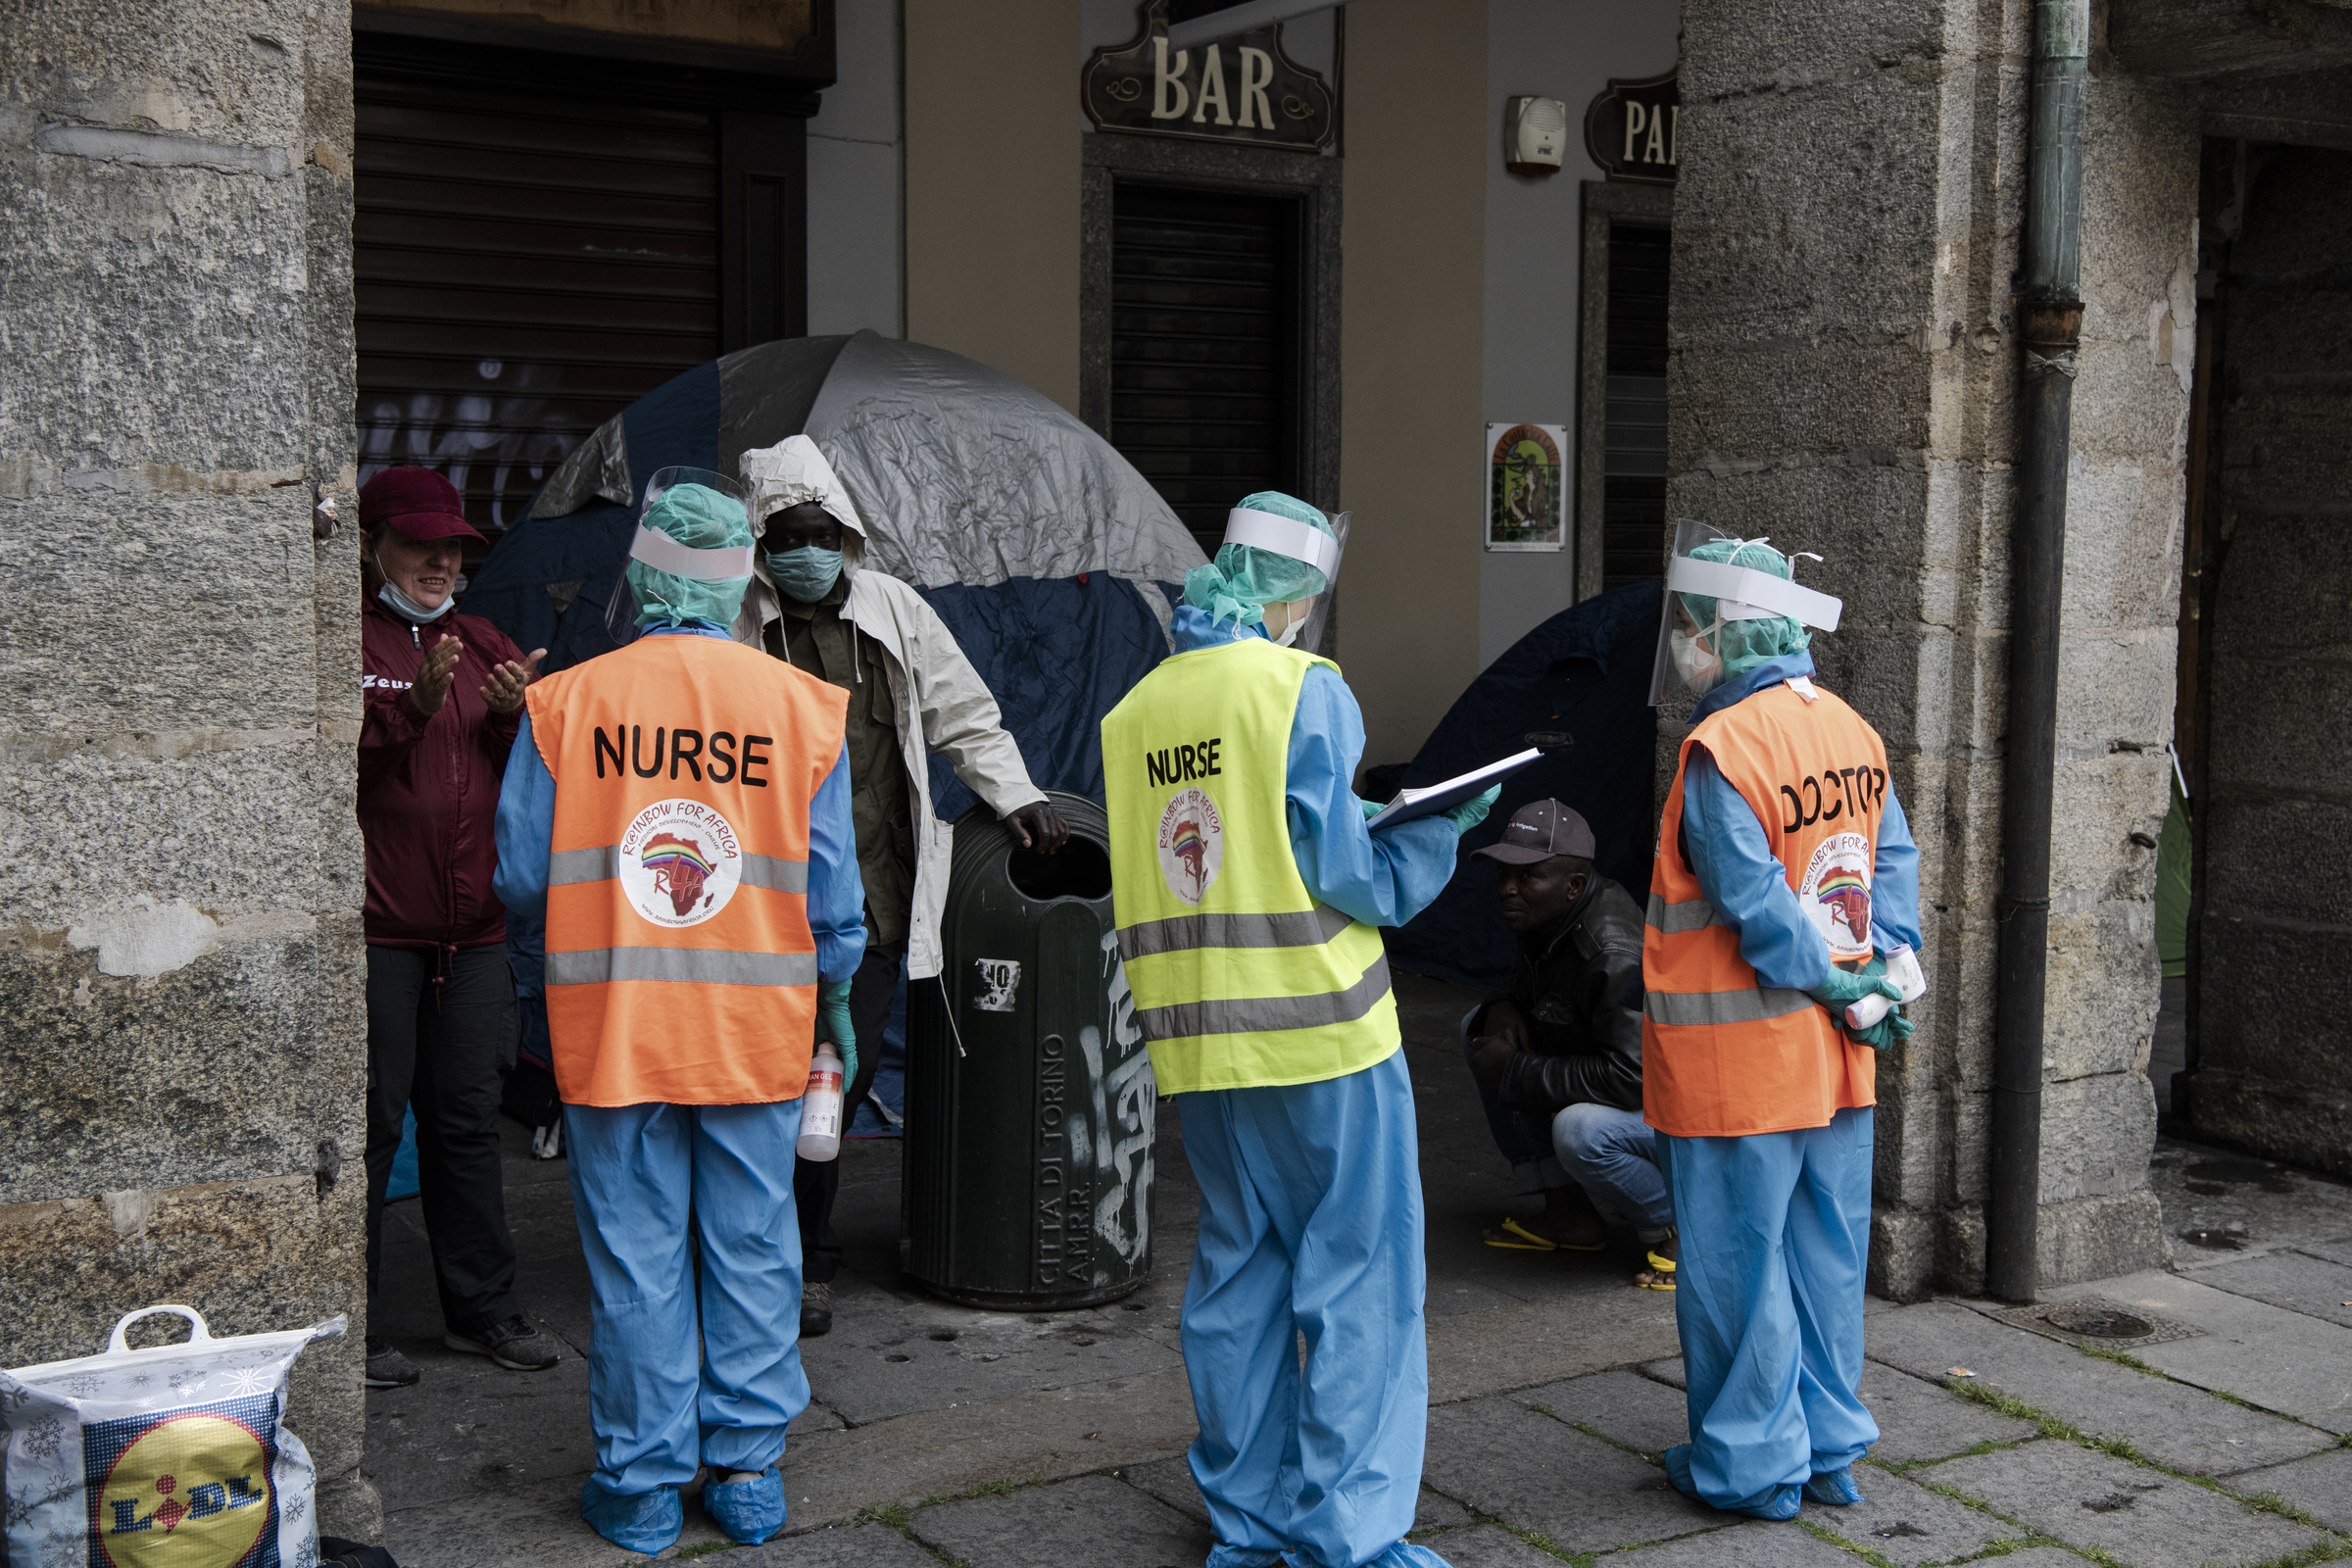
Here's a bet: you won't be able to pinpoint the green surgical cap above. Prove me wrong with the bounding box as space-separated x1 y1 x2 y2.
1183 490 1334 629
1677 535 1811 674
628 481 754 629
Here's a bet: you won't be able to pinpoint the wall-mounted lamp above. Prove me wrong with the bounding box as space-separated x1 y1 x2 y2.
1505 95 1568 176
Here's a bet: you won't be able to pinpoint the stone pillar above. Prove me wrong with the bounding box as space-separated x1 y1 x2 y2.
2177 143 2352 1178
0 0 374 1538
1667 0 2189 1294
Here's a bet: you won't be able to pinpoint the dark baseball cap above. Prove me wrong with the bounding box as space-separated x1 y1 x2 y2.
359 466 485 543
1471 800 1596 865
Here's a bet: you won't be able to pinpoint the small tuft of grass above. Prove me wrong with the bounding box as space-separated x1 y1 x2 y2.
1568 1420 1652 1461
671 1544 737 1560
862 1501 912 1532
2076 1345 2162 1376
1799 1518 1900 1568
2239 1491 2330 1530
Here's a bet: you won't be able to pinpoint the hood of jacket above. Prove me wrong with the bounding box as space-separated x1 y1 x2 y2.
740 433 869 582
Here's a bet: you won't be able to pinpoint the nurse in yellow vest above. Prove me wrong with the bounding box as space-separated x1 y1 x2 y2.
493 475 867 1555
1102 492 1492 1568
1642 524 1922 1520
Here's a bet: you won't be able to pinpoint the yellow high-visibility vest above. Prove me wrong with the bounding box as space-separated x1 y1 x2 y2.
1100 635 1396 1094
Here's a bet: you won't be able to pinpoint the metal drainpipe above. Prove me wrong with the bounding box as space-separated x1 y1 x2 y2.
1986 0 2089 1304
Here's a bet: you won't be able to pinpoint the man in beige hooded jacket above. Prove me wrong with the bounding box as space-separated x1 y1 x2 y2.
735 434 1067 1336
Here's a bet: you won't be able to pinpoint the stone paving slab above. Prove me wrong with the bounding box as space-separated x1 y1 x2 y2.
1422 1523 1586 1565
1805 1465 2020 1566
1867 1299 2331 1473
362 1341 599 1512
1517 1367 1690 1457
1422 1394 1723 1555
1425 1286 1682 1404
1116 1453 1471 1536
2302 1234 2352 1268
2228 1445 2352 1533
1626 1356 2042 1466
379 1466 733 1567
1591 1520 1846 1566
729 1521 945 1565
1923 1439 2333 1568
2052 1269 2352 1433
1858 1360 2041 1464
2189 1247 2352 1330
908 1473 1209 1568
802 1271 1186 1427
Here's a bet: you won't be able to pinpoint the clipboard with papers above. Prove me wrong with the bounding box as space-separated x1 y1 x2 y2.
1363 747 1544 832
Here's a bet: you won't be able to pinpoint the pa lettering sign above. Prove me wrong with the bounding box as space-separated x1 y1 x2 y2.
1082 0 1335 153
1584 69 1679 185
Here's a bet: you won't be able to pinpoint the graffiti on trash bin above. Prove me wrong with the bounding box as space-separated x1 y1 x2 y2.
974 957 1022 1012
1092 930 1157 1268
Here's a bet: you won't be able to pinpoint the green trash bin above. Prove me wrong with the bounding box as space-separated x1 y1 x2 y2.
903 789 1156 1309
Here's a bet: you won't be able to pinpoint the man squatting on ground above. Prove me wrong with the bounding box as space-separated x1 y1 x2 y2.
1464 800 1678 1290
1642 527 1923 1520
496 476 864 1553
734 434 1067 1340
1102 491 1498 1568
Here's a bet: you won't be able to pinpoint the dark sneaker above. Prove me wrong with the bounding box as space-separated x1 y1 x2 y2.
445 1314 563 1371
800 1280 834 1339
364 1336 420 1389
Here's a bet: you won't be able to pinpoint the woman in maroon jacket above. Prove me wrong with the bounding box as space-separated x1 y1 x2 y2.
358 466 563 1389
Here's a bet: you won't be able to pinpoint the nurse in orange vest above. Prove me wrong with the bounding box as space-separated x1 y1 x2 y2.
493 472 867 1555
1642 525 1922 1520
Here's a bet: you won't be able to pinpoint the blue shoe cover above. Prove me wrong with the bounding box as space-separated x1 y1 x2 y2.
1661 1446 1802 1521
1358 1544 1459 1567
704 1466 787 1545
579 1480 682 1555
1804 1466 1866 1506
1206 1549 1284 1568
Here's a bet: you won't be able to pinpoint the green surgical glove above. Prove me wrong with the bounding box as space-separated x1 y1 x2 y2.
1852 1005 1916 1052
817 977 858 1088
1808 964 1903 1012
1444 784 1502 835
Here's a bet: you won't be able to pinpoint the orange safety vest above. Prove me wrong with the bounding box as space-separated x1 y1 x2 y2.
524 632 849 1107
1643 679 1887 1138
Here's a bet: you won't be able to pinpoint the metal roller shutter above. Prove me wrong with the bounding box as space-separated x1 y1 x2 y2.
354 76 722 549
1110 184 1302 555
1601 223 1671 591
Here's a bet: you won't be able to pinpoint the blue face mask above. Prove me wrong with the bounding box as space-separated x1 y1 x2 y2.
378 579 454 623
766 547 844 603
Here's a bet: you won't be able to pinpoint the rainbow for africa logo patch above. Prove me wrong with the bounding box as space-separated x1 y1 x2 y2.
1798 832 1874 960
83 1395 279 1568
1156 787 1224 906
618 798 743 927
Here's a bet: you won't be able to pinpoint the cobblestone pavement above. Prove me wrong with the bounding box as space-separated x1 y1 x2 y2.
368 973 2352 1566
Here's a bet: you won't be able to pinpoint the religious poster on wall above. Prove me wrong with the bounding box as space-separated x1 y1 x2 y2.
1082 0 1336 153
1487 423 1568 552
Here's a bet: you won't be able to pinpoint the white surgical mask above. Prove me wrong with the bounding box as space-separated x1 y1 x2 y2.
1670 629 1722 695
378 580 454 623
1266 596 1313 647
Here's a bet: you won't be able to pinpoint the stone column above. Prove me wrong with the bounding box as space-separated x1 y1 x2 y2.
1667 0 2189 1294
0 0 374 1538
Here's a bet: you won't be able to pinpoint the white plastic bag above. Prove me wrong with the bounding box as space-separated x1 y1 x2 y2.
3 1303 345 1568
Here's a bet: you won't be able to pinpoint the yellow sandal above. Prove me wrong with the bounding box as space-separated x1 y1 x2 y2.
1483 1216 1606 1252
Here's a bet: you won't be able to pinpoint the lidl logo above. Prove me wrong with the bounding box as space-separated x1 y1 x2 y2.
83 1396 278 1568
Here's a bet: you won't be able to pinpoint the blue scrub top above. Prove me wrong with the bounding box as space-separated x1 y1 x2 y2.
492 623 869 985
1680 650 1924 992
1169 605 1456 930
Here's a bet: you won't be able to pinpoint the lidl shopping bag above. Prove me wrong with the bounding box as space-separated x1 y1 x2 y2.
4 1303 345 1568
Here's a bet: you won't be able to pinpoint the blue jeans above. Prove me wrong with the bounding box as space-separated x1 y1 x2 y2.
1461 1012 1675 1243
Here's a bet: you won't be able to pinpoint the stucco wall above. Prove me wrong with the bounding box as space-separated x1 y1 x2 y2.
1668 0 2186 1294
0 0 375 1535
1338 0 1489 774
808 0 905 338
904 0 1082 414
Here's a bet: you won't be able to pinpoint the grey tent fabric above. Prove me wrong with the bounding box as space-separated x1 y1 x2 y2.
715 335 854 483
806 332 1204 598
527 413 631 519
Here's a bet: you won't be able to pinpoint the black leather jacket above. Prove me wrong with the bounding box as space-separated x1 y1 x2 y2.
1475 874 1647 1114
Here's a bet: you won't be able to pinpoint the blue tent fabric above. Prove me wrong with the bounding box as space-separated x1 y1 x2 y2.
918 574 1172 820
1384 582 1662 991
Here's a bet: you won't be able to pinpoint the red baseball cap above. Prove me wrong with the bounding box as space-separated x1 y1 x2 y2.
1471 800 1597 865
359 466 485 543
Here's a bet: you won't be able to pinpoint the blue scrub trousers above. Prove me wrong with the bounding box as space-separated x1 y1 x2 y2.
1178 1048 1437 1568
1654 1105 1879 1512
565 1100 810 1496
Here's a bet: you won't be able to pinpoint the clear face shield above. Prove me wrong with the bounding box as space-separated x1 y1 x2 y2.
1222 506 1348 654
603 466 754 647
1647 516 1845 706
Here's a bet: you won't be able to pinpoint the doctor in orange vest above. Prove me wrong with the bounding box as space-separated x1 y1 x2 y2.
1642 525 1922 1521
494 472 866 1555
